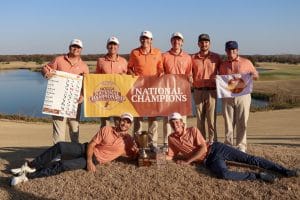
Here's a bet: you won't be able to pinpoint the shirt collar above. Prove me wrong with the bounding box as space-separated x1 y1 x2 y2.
169 49 183 56
104 54 119 62
195 51 211 59
138 47 154 55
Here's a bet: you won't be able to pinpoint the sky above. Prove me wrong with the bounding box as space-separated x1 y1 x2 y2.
0 0 299 55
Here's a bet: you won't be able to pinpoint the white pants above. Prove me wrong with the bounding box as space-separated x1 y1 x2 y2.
52 105 81 144
193 89 217 142
222 94 251 151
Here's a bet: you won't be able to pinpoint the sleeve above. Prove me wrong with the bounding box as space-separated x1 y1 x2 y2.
247 59 259 78
123 58 128 74
127 51 135 73
156 51 164 75
91 128 106 145
95 58 102 74
193 127 206 147
186 55 193 77
167 137 179 158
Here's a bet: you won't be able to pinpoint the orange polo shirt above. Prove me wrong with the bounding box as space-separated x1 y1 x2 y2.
162 50 192 76
168 127 208 162
91 126 138 164
219 56 259 78
128 47 163 76
192 51 221 88
42 54 89 76
96 54 128 74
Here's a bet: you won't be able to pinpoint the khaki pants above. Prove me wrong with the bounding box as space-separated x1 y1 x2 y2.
133 117 158 147
193 89 217 142
163 116 187 144
222 94 251 151
52 106 81 144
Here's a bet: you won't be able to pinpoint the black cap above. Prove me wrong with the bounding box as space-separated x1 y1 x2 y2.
225 41 238 50
198 34 210 42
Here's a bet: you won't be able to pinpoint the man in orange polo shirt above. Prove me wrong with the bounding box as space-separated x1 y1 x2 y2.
166 112 299 182
219 41 259 152
162 32 192 148
42 39 89 144
128 30 163 148
96 36 128 127
10 113 138 186
192 34 221 143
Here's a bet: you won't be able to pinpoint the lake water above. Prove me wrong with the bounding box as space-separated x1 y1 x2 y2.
0 70 268 119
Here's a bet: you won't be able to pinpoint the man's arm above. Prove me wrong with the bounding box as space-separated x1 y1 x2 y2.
86 140 97 172
177 144 207 165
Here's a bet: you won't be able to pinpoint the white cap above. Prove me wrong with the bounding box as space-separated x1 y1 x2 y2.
107 36 119 45
70 39 83 48
168 112 183 121
171 32 184 40
140 30 153 39
120 113 133 123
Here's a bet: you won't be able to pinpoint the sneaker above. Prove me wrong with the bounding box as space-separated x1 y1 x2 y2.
10 173 28 186
11 162 36 175
237 147 246 153
259 172 277 183
286 168 300 177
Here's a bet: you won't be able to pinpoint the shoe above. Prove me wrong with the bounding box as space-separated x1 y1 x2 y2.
237 147 246 153
11 162 36 175
286 168 300 177
259 172 277 183
10 173 28 186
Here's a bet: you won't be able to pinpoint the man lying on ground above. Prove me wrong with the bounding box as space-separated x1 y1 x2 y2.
166 112 299 182
10 113 138 186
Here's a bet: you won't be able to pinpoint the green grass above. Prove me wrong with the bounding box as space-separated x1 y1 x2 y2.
257 62 300 81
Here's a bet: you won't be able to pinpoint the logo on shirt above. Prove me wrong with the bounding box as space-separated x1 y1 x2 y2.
89 81 126 110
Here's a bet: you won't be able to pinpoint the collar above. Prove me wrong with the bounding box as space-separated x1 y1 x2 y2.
195 51 211 59
228 55 240 62
104 54 119 62
64 54 82 66
169 49 183 56
138 47 154 55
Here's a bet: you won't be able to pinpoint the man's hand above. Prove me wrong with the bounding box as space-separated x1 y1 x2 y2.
176 160 190 165
87 160 96 172
45 70 55 79
77 95 84 104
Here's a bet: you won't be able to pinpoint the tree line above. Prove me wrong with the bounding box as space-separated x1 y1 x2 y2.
0 54 300 65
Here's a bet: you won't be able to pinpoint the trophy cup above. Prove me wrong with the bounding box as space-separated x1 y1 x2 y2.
135 131 149 159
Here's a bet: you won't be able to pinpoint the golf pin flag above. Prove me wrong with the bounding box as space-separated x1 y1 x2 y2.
216 73 253 98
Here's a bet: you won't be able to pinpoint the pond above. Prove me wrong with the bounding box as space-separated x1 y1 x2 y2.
0 70 268 120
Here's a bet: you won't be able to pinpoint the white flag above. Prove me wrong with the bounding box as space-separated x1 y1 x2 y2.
216 73 253 98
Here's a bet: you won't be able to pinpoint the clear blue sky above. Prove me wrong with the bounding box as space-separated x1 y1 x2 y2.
0 0 299 55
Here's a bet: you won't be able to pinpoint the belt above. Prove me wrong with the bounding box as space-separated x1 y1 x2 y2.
194 87 216 90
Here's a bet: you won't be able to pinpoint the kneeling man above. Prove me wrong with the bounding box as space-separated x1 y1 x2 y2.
166 112 299 182
10 113 138 186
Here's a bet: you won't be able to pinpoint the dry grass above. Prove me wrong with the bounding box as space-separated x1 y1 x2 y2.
0 144 299 200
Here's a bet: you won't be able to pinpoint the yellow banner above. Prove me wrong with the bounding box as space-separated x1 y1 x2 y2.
84 74 192 117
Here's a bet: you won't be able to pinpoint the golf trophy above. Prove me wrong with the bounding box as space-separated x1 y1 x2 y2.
136 131 149 158
135 131 166 167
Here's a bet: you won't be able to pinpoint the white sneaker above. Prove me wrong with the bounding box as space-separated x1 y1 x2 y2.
11 162 36 175
237 147 246 153
10 173 29 186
